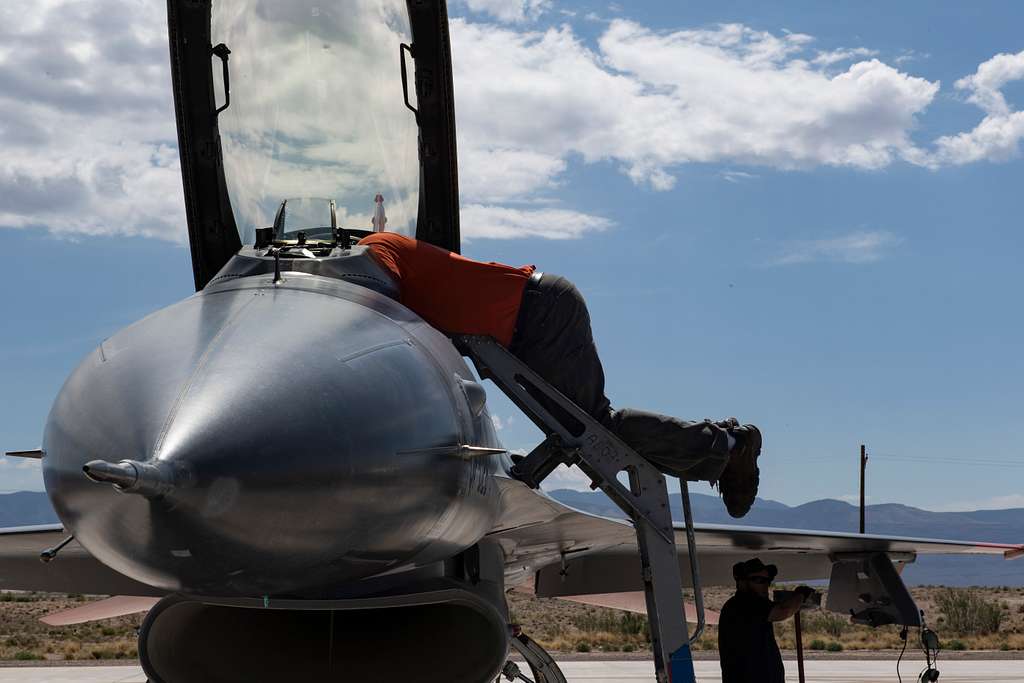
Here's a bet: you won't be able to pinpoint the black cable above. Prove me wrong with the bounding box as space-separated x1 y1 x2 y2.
897 627 909 683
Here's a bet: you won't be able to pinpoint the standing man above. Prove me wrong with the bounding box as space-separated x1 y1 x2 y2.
717 558 816 683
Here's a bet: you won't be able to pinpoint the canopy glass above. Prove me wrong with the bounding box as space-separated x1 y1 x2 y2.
211 0 419 245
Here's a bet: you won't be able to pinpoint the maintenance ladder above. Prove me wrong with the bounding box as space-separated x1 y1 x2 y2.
456 336 706 683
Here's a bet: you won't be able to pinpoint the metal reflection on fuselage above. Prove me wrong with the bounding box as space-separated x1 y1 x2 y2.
42 272 502 596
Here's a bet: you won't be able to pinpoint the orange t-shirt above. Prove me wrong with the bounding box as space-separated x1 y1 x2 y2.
359 233 535 347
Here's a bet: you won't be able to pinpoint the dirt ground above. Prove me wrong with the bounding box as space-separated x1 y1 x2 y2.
1 585 1022 661
0 594 140 662
508 584 1024 654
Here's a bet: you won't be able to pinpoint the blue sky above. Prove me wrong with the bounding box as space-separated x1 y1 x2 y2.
1 1 1022 512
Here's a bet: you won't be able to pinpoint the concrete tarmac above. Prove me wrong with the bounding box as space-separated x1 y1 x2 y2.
0 660 1021 682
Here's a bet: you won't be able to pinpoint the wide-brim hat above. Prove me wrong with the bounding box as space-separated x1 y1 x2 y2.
733 557 778 580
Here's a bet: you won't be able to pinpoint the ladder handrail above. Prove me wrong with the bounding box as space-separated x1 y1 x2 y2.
680 480 705 645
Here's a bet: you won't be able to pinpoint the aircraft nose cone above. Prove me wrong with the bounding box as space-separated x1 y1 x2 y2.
44 278 496 594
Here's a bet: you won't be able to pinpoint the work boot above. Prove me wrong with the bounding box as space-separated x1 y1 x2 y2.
714 424 761 518
714 417 739 431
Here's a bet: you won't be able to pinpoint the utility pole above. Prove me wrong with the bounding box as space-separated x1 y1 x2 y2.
859 444 868 534
794 610 806 683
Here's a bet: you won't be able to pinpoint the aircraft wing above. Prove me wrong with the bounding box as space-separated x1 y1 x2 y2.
5 481 1018 599
488 478 1024 597
0 524 164 596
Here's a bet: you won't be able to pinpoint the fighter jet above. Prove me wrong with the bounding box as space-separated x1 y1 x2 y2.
2 2 1021 682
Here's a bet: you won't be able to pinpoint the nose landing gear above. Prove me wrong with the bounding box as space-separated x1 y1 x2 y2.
497 629 567 683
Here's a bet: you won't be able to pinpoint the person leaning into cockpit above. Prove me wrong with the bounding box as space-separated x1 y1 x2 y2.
358 231 762 518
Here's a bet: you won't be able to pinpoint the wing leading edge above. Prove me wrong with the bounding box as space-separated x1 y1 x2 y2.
4 483 1018 600
487 478 1023 598
0 525 165 596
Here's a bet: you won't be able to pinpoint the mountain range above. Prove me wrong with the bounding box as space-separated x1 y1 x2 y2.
547 489 1023 587
1 490 1020 587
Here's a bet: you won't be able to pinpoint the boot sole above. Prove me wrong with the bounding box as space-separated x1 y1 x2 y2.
719 426 761 518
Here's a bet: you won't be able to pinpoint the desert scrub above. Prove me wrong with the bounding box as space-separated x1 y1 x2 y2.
802 611 851 638
571 610 649 638
936 589 1004 635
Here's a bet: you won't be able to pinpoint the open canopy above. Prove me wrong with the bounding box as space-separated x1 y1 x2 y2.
168 0 460 290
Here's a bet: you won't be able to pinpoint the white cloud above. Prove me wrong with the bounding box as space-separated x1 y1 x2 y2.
0 1 186 242
461 0 550 23
720 170 759 183
0 456 43 493
927 112 1024 166
956 50 1024 117
838 494 874 504
597 23 937 174
934 494 1024 512
0 457 42 472
539 463 594 492
894 50 930 66
771 230 903 266
490 414 517 431
458 146 567 203
812 47 878 66
452 19 940 207
4 5 1020 246
921 50 1024 167
461 204 612 240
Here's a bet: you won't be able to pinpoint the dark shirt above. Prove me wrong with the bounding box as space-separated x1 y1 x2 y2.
718 591 785 683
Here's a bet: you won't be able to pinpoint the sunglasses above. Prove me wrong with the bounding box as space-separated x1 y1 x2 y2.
747 576 772 585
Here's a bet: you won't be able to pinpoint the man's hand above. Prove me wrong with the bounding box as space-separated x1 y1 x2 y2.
794 586 817 601
768 587 817 622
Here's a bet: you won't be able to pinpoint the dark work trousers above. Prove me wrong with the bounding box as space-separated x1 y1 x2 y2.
508 273 730 481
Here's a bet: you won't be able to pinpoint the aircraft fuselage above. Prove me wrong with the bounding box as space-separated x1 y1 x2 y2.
42 264 505 597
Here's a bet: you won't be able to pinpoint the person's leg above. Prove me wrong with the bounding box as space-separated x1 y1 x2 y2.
508 272 761 517
509 273 732 463
605 409 731 481
509 273 611 421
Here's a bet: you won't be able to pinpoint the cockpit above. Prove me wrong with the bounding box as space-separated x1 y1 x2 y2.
210 2 419 246
246 196 378 258
210 193 400 298
168 0 461 289
274 197 338 243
